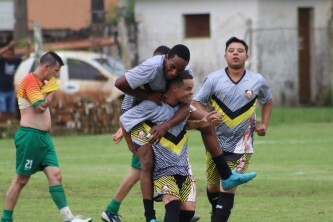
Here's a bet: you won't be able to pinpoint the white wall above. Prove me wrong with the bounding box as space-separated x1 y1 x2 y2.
135 0 259 86
135 0 332 106
256 0 331 105
0 0 14 31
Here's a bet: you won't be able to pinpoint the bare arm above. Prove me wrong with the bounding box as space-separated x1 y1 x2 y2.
0 41 14 56
192 100 209 114
186 111 222 129
255 99 273 136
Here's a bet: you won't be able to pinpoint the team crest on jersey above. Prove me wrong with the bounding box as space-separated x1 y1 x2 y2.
137 130 148 140
245 90 253 99
162 185 169 192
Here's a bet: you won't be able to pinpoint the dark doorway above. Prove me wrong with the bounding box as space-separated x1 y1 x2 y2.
298 8 312 104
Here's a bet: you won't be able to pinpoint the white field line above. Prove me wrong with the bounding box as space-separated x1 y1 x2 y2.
255 139 333 145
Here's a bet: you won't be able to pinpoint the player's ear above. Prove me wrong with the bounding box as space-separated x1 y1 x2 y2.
43 63 51 72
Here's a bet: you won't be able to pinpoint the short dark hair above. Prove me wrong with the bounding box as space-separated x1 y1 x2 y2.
225 36 248 53
168 44 190 62
153 45 170 56
40 51 64 67
166 70 193 90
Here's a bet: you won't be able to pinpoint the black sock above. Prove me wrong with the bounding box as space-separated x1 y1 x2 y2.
179 210 195 222
212 192 234 222
212 154 232 180
143 199 155 221
207 188 220 215
164 200 180 222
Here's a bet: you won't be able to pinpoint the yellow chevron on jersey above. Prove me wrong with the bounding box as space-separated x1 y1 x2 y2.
158 133 188 155
210 99 256 128
131 122 188 155
143 123 188 154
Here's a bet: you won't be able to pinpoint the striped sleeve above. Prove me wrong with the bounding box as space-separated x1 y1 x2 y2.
17 73 45 107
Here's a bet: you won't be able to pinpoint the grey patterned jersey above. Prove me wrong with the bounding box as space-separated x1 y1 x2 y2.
193 68 272 154
121 55 192 113
120 100 193 180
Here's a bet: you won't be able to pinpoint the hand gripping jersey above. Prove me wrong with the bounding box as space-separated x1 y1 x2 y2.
120 100 193 180
17 74 59 110
41 77 58 94
194 68 272 154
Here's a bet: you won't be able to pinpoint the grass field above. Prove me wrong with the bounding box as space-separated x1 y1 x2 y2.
0 108 333 222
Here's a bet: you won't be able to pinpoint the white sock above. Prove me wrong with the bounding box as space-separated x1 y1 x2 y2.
60 206 74 221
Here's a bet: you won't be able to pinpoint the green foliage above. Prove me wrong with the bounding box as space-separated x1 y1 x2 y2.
0 120 332 221
105 0 135 25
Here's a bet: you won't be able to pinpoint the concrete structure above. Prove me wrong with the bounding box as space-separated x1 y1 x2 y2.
0 0 14 31
0 0 118 41
27 0 117 31
135 0 333 106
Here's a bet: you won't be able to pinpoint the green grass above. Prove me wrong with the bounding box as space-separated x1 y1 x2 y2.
266 107 333 126
0 108 333 221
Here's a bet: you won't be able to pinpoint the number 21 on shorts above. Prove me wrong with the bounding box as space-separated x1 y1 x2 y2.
24 159 33 170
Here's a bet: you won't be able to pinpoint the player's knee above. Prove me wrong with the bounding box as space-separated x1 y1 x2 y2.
140 157 153 171
207 184 220 193
179 210 195 222
55 171 63 183
49 168 63 184
16 176 30 188
133 170 141 181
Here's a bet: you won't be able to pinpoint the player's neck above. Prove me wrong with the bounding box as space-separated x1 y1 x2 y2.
164 93 178 106
32 71 42 82
227 66 245 76
226 67 245 82
33 68 45 82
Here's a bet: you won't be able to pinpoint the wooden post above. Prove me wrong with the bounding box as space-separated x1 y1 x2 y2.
14 0 28 44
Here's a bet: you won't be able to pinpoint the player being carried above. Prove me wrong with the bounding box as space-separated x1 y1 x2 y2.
112 44 257 222
120 71 218 222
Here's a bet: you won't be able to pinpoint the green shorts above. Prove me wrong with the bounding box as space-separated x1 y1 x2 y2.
14 126 59 176
131 154 141 169
206 151 252 185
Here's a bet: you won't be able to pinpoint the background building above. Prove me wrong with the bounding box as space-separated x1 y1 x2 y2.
134 0 332 106
0 0 118 43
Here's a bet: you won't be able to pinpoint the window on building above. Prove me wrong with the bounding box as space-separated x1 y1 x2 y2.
184 14 210 38
91 0 105 24
67 59 107 81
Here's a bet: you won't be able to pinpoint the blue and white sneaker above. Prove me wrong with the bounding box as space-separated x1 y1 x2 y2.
149 219 157 222
222 171 257 190
101 211 121 222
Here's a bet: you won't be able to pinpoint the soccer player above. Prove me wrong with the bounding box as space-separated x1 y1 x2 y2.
192 36 273 221
114 43 256 222
120 71 206 222
102 46 201 222
0 51 92 222
101 45 170 222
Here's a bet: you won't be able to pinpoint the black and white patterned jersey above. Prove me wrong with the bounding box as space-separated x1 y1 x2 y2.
193 68 272 154
120 100 192 180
